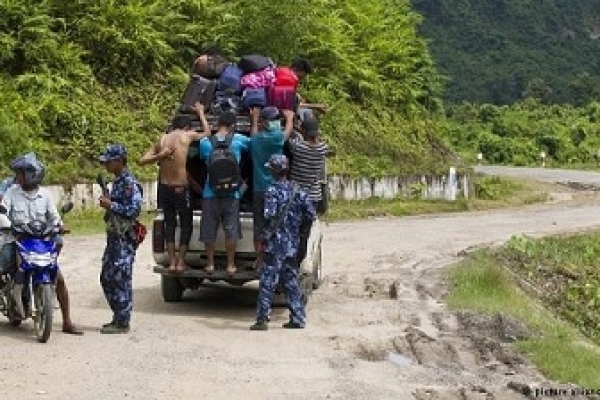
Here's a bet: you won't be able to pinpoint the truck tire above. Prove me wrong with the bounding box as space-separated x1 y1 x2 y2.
161 275 184 302
312 241 323 290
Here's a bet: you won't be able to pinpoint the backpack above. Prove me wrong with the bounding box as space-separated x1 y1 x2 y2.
218 64 244 93
208 133 242 197
242 87 267 109
238 54 274 74
274 67 299 87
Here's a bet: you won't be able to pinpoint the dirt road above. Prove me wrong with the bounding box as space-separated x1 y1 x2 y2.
2 179 600 399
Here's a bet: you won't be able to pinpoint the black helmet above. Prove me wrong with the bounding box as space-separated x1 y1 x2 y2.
10 152 45 186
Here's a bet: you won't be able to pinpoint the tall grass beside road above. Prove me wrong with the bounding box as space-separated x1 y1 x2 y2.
447 233 600 387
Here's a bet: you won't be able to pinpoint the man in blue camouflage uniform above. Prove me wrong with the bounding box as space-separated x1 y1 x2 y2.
251 154 316 331
98 144 143 334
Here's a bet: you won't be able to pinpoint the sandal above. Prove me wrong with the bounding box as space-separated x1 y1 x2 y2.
62 325 84 335
226 266 237 276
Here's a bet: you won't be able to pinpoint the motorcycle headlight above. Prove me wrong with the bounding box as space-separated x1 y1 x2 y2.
21 252 56 267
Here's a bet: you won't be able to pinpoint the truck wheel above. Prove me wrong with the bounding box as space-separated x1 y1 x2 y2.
161 275 184 302
312 241 323 290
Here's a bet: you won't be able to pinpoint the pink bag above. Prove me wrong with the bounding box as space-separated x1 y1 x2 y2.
241 67 276 89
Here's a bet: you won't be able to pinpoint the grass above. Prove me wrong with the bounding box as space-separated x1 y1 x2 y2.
62 208 156 236
447 249 600 387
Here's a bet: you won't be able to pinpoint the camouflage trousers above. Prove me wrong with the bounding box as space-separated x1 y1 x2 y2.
256 253 306 326
100 236 136 325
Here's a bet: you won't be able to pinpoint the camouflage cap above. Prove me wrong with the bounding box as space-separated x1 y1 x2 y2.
99 144 127 162
264 154 289 171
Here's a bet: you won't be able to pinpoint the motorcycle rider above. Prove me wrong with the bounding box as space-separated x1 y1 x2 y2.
0 152 83 335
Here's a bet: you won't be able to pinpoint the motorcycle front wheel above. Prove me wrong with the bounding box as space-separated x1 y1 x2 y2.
33 284 54 343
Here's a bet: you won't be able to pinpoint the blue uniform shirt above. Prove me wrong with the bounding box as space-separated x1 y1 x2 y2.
263 180 316 257
109 170 143 218
251 129 285 193
199 132 250 199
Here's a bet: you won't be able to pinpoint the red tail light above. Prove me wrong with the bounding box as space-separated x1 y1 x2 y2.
152 220 165 253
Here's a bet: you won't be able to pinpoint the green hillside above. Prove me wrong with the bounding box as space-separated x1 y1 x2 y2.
413 0 600 105
0 0 455 183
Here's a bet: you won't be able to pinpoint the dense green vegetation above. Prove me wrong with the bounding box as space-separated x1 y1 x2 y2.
413 0 600 105
0 0 454 183
439 99 600 166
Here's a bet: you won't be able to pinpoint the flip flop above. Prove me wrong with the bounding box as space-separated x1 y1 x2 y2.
62 326 84 336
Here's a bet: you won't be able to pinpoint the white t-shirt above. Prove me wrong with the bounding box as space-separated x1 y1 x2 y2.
1 186 61 242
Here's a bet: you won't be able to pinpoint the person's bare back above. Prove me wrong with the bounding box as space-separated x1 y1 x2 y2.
137 104 211 272
158 130 196 186
138 102 211 185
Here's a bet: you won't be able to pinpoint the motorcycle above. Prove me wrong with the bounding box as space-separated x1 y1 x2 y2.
0 201 73 343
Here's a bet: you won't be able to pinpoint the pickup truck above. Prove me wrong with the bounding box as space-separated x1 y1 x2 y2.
151 114 324 304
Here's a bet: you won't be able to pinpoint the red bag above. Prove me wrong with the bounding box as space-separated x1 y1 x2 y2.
267 86 297 111
133 220 147 249
274 67 299 87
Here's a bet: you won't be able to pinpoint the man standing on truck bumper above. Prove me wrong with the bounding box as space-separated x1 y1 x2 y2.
137 103 210 272
251 154 315 331
98 144 143 334
250 106 295 270
198 111 250 275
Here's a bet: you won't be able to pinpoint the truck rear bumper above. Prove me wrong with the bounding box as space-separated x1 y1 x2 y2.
153 266 258 281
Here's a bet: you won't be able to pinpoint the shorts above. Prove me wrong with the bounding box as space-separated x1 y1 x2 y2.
199 197 241 243
253 191 266 242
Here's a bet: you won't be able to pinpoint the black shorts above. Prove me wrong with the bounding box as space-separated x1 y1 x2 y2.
253 191 266 242
199 197 241 242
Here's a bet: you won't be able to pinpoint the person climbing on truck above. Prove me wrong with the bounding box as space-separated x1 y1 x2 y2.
290 58 329 119
289 116 330 267
138 103 211 272
249 106 295 271
198 111 251 276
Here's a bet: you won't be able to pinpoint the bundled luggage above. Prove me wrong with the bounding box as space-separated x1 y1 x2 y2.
177 52 302 124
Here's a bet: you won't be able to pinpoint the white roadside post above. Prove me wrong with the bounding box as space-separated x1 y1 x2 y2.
447 167 457 201
540 151 546 167
477 152 483 166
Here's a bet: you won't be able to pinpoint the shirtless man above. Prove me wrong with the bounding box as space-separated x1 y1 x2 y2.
138 103 210 272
